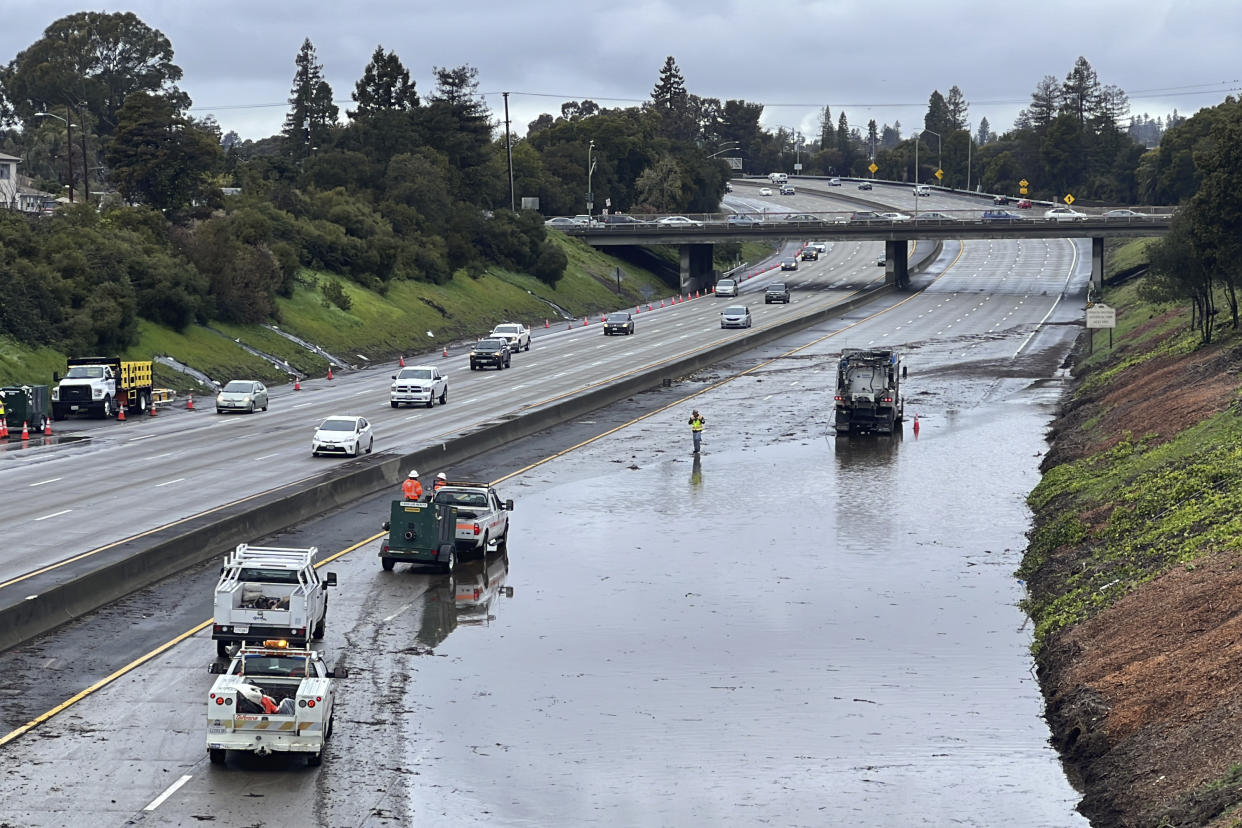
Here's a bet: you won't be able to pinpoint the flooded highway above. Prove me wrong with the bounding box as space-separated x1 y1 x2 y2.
0 270 1091 826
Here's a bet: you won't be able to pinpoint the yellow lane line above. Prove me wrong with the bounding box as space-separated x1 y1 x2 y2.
1 250 968 747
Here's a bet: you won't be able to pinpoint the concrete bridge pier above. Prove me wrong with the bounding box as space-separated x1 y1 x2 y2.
680 243 714 294
1092 236 1105 293
884 239 910 289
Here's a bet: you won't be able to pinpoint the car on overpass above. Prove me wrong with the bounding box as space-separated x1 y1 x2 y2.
782 213 821 222
828 178 842 186
545 216 581 228
913 212 960 222
878 212 911 222
857 181 873 190
759 187 773 196
657 215 702 227
600 213 650 226
1045 206 1088 221
849 211 885 223
720 305 752 329
982 210 1024 222
727 213 762 225
1102 209 1150 219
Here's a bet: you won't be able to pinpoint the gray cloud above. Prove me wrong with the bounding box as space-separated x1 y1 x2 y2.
3 0 1239 141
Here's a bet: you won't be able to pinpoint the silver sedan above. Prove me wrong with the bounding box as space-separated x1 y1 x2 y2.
215 380 269 414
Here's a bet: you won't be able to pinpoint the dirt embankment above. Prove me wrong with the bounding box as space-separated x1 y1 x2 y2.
1032 315 1242 827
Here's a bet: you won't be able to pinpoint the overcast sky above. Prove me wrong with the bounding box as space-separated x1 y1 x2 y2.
4 0 1241 144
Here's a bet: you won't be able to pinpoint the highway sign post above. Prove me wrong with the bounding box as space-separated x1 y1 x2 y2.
1019 178 1029 196
1086 302 1116 352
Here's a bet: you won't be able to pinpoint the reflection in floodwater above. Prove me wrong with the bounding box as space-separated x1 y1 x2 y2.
689 453 702 489
414 552 512 648
834 427 905 553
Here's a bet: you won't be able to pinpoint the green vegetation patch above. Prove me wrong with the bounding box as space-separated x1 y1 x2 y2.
1022 407 1242 646
0 338 70 389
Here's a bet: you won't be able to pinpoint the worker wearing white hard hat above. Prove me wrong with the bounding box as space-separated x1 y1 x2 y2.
434 472 448 492
401 470 423 501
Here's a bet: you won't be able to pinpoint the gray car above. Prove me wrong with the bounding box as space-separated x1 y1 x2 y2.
720 305 753 329
216 379 268 414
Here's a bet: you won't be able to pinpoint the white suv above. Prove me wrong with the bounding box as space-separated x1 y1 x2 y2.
715 278 739 297
390 365 447 408
489 323 531 352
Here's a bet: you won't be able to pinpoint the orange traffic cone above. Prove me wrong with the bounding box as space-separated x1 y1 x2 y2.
149 399 157 417
913 414 921 437
44 418 53 435
442 346 448 358
660 299 665 308
186 394 194 410
544 319 549 328
399 355 405 367
696 290 701 299
648 303 653 311
327 366 334 381
117 407 126 421
635 306 640 314
294 377 302 391
20 421 29 439
0 419 8 438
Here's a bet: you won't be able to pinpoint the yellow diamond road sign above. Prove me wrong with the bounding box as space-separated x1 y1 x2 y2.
1064 193 1075 205
1019 179 1029 188
934 168 944 180
1020 187 1029 195
868 162 878 174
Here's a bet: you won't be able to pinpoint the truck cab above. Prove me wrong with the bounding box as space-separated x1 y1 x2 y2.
52 357 153 420
212 545 336 658
206 641 347 766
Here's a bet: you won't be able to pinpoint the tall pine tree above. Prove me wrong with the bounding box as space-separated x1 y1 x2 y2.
283 38 337 157
349 45 418 119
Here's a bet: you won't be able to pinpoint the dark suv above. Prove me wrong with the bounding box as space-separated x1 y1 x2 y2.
603 311 635 335
765 282 791 304
469 338 512 370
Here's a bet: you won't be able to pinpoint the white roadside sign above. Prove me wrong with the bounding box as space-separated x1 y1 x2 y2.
1086 304 1116 329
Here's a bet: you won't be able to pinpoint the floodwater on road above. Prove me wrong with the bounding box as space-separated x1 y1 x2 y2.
399 345 1088 826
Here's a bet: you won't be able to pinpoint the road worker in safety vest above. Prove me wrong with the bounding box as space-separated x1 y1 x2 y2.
434 472 448 492
402 470 423 501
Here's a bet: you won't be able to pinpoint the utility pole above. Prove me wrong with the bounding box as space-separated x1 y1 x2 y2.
503 92 515 211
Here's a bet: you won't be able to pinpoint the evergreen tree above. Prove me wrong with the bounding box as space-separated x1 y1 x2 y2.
651 56 686 110
866 120 878 158
924 90 952 136
1015 75 1061 132
819 105 834 148
283 38 337 157
946 85 969 130
976 117 991 145
1061 56 1101 128
349 45 418 119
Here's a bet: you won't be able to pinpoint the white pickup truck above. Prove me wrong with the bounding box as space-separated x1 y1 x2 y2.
489 322 531 352
212 545 336 658
431 482 515 554
206 641 347 766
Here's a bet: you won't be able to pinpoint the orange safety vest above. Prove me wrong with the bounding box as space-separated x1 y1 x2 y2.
402 479 423 500
434 479 447 491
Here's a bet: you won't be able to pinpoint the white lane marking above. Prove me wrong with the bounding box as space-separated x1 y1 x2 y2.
144 774 193 811
383 602 415 622
34 509 72 521
253 453 281 461
292 402 314 409
152 452 174 459
127 434 156 442
30 477 62 487
459 398 478 405
155 478 186 488
352 390 370 396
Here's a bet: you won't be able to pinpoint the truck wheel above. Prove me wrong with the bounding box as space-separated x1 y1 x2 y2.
216 640 231 659
313 616 325 640
427 395 435 408
326 714 334 740
209 748 226 765
101 396 114 419
525 342 530 351
495 528 508 553
443 548 456 573
381 556 395 571
439 388 447 405
390 401 399 408
307 750 323 767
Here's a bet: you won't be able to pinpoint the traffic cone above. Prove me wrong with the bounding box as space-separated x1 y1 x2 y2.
327 366 334 381
635 306 640 314
660 299 665 308
149 399 157 417
696 290 701 299
44 418 52 435
186 394 194 410
0 419 8 438
294 377 301 391
584 316 589 325
913 414 921 437
442 346 448 358
20 421 29 439
648 303 653 311
544 319 549 328
399 355 405 367
117 407 126 421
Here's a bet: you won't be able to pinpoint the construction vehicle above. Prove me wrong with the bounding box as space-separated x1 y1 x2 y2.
212 545 336 658
1 385 52 436
207 640 347 767
381 481 514 573
834 348 906 435
51 357 154 420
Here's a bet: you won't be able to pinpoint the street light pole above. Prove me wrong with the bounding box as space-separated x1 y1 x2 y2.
965 123 973 193
503 92 515 211
35 109 76 203
586 139 595 220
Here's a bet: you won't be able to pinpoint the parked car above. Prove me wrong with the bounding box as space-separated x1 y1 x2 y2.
765 283 791 304
389 365 447 408
720 305 753 329
801 248 819 261
1044 206 1088 221
1016 199 1033 209
311 415 373 457
982 210 1024 221
857 181 873 190
215 380 268 414
779 184 796 195
759 187 773 196
780 258 799 271
603 311 635 335
470 338 512 370
714 278 739 297
657 215 702 227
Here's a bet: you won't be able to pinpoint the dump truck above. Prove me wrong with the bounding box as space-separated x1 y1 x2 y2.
833 348 905 435
51 357 154 420
212 545 336 658
1 385 52 436
206 640 347 767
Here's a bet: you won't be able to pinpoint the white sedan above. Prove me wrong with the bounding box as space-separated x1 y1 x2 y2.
311 415 374 458
1044 206 1088 221
657 216 703 227
878 212 911 222
759 187 773 196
